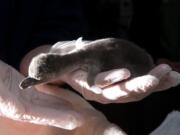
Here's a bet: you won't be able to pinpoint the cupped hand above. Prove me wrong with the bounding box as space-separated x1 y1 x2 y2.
62 64 180 104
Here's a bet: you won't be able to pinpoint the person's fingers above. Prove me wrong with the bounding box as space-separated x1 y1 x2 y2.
64 68 158 103
64 64 180 103
101 64 174 103
102 64 180 103
154 71 180 91
102 75 159 102
94 68 131 88
148 64 180 91
149 64 172 80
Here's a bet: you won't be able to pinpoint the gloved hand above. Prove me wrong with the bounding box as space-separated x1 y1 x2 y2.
0 60 127 135
62 64 180 104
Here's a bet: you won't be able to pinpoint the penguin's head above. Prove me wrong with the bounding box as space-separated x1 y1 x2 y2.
19 53 61 89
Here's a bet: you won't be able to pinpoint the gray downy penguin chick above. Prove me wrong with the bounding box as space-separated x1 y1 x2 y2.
19 37 154 89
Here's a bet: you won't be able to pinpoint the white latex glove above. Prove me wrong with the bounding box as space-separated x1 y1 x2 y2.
0 60 127 135
62 64 180 104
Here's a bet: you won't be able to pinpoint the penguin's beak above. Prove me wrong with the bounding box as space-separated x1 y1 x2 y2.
19 77 42 89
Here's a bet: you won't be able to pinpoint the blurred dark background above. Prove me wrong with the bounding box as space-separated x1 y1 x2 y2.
0 0 179 134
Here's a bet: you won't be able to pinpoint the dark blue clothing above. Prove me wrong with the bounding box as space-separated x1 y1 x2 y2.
0 0 83 69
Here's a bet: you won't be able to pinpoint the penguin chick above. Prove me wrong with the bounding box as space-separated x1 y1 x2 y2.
19 38 154 89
